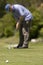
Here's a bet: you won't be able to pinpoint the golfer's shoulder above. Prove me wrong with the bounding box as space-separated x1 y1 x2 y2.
13 4 21 8
12 4 24 11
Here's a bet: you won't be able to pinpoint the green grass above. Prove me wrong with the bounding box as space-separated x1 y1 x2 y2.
0 34 43 65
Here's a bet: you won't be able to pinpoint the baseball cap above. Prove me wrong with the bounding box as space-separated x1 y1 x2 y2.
5 4 10 11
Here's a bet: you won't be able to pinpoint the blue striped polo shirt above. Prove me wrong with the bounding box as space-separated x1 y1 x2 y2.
12 4 33 21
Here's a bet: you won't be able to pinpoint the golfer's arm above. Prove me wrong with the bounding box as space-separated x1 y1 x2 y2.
16 16 24 30
18 16 24 23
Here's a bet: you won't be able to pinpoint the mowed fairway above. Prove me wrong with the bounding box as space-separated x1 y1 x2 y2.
0 34 43 65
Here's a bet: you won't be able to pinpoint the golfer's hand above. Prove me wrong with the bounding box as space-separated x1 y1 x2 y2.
16 22 19 30
20 16 24 21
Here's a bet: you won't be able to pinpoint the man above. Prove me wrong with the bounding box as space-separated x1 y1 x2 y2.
5 4 33 48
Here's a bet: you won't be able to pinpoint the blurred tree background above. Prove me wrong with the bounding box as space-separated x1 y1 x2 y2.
0 0 43 38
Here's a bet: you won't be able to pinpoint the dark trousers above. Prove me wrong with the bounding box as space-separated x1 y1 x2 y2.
17 20 32 48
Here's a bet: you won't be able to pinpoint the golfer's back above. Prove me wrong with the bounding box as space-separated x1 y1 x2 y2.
13 4 31 16
12 4 33 21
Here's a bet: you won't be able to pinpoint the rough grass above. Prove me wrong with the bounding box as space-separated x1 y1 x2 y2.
0 33 43 65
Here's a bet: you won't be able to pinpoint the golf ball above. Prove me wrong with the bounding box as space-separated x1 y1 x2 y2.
5 60 9 63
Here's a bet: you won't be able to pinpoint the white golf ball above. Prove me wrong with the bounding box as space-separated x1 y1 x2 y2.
5 60 9 63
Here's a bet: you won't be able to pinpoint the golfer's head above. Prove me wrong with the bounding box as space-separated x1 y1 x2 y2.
5 4 12 12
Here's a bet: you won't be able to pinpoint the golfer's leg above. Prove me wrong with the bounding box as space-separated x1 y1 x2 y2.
22 28 29 48
17 24 24 48
22 21 30 48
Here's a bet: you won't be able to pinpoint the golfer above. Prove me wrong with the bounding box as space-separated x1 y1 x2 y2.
5 4 33 48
